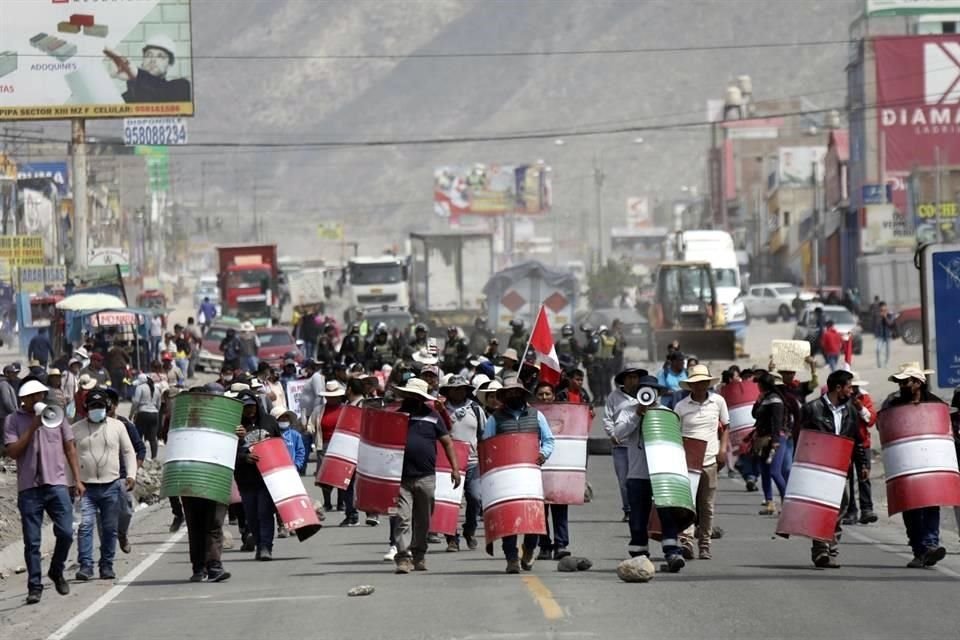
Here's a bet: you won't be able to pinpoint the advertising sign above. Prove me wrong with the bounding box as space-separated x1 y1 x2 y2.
0 0 194 121
875 35 960 212
17 161 69 196
625 196 651 228
861 204 916 252
433 163 551 218
921 243 960 399
861 183 891 205
0 235 44 266
317 222 344 241
776 147 827 187
123 117 188 146
867 0 960 16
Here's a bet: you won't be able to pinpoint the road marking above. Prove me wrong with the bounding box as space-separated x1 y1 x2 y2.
521 575 564 620
46 529 186 640
114 595 212 604
845 529 960 579
211 595 339 604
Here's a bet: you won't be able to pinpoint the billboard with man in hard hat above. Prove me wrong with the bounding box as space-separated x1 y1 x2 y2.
0 0 194 121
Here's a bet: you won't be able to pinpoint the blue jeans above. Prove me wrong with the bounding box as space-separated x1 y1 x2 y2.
626 478 681 558
300 433 314 476
539 504 569 551
760 434 790 502
876 336 890 369
612 446 630 514
241 486 275 552
243 356 259 373
77 480 121 573
737 454 758 482
903 506 941 557
501 534 539 561
17 485 74 593
825 354 839 371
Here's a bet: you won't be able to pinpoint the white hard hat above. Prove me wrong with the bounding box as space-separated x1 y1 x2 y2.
144 35 177 64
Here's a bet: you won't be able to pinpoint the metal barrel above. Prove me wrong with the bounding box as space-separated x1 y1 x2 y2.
641 408 695 512
161 393 244 505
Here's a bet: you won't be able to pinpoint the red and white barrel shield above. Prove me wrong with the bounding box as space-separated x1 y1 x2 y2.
879 402 960 516
315 405 363 490
355 408 409 515
429 440 470 536
251 438 322 541
776 430 853 541
533 402 590 505
649 437 707 540
721 380 760 458
479 432 546 543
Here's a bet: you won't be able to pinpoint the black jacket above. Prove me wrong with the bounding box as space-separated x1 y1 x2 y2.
799 395 867 467
234 412 281 491
753 391 786 439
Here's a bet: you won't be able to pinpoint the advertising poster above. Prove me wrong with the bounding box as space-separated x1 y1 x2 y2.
0 0 194 121
433 163 551 218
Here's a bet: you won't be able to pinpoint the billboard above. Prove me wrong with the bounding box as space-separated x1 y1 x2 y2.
0 0 193 121
625 197 651 228
0 235 44 267
861 204 917 252
17 161 69 196
433 163 551 218
867 0 960 16
775 147 826 187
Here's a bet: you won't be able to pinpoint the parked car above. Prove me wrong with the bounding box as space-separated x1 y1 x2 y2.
196 324 229 372
741 283 813 322
257 327 302 369
793 304 863 355
894 306 922 345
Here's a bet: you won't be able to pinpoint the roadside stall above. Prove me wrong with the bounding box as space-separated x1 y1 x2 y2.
53 293 154 371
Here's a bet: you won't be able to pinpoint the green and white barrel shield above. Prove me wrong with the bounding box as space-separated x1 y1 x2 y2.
642 407 695 513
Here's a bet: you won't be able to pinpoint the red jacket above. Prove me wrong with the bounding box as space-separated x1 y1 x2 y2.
820 327 842 356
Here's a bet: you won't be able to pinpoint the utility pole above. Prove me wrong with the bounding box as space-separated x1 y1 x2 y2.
811 160 821 288
71 119 88 270
593 152 605 270
935 146 944 243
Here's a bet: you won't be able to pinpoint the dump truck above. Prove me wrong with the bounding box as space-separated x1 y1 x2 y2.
646 261 736 361
216 244 279 327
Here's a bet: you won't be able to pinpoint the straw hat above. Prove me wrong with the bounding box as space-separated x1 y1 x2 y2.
270 406 297 421
889 362 934 384
440 375 472 392
392 377 434 401
240 321 256 332
496 375 529 398
320 381 347 397
476 380 503 402
78 373 98 390
47 368 62 377
848 371 869 388
412 348 439 365
501 348 520 362
680 364 719 390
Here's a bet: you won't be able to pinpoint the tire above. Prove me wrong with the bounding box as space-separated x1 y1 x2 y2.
779 305 793 322
900 321 922 345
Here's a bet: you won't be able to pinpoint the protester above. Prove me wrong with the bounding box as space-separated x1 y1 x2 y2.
103 387 146 554
753 372 788 516
233 390 281 560
317 381 347 509
842 374 878 526
532 381 572 560
603 365 647 522
129 373 162 459
27 328 53 367
439 375 484 552
820 320 843 371
873 301 896 369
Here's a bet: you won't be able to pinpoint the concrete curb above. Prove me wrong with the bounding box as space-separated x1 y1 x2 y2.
0 499 166 578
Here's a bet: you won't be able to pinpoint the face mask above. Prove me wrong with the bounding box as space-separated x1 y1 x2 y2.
278 421 290 430
223 375 233 383
88 408 107 423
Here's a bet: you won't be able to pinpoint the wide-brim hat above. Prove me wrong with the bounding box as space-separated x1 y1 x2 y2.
889 361 933 384
270 406 298 421
78 374 98 390
412 349 439 365
18 379 49 398
440 375 472 392
635 374 668 393
501 348 519 362
476 380 503 401
47 368 62 377
320 381 347 397
74 347 89 359
615 364 649 385
239 321 256 332
495 376 530 397
848 371 869 388
680 364 719 390
392 378 434 400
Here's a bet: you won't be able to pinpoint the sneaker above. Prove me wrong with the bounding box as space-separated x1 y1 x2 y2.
745 479 758 492
922 546 947 567
169 515 184 533
75 568 94 581
394 558 413 574
189 572 205 582
413 558 428 571
365 514 380 527
665 554 685 573
536 548 552 561
553 547 571 560
826 556 841 569
520 548 536 571
427 533 442 544
841 514 858 526
464 534 478 551
859 511 879 524
813 552 831 568
48 571 69 596
241 533 255 552
446 540 459 553
906 556 926 569
258 549 273 561
505 559 521 574
339 516 359 527
26 591 41 605
277 526 289 539
118 535 131 554
698 547 712 560
206 568 231 583
100 568 116 581
383 545 398 562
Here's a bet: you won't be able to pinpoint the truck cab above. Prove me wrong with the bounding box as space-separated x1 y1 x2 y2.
348 256 409 310
224 264 274 324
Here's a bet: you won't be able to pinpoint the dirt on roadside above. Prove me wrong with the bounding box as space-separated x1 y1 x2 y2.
0 459 22 547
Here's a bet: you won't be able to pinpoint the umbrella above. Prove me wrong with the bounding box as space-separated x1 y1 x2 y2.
56 293 127 311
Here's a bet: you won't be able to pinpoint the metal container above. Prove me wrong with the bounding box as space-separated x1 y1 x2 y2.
641 408 695 513
161 393 243 505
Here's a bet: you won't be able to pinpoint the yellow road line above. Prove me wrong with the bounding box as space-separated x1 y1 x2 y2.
521 575 565 620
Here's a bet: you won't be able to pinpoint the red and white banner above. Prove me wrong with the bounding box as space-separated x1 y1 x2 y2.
879 402 960 515
251 437 322 541
776 430 854 541
429 440 470 536
721 380 760 457
533 402 590 505
479 432 546 543
315 405 363 490
528 305 561 385
355 408 408 515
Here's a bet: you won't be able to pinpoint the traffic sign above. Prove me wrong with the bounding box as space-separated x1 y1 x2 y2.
921 243 960 398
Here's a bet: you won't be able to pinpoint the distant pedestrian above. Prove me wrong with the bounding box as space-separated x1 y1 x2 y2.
820 320 843 371
27 328 53 367
873 301 896 369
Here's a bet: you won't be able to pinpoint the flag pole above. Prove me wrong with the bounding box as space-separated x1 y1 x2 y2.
519 304 543 366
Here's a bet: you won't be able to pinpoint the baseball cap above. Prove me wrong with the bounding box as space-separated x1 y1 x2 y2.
85 389 110 407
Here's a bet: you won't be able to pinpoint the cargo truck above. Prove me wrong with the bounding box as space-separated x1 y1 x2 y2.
483 260 578 337
347 255 410 312
409 232 494 333
216 244 279 327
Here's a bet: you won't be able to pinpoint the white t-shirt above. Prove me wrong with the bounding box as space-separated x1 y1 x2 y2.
674 393 729 467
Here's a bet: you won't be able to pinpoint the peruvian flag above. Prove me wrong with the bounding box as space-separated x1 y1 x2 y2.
529 305 562 386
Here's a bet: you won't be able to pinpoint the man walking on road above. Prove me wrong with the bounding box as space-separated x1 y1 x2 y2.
392 378 461 574
440 375 484 552
841 375 878 526
873 302 895 369
674 365 729 560
27 328 53 368
604 365 647 522
3 379 82 604
820 320 843 371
